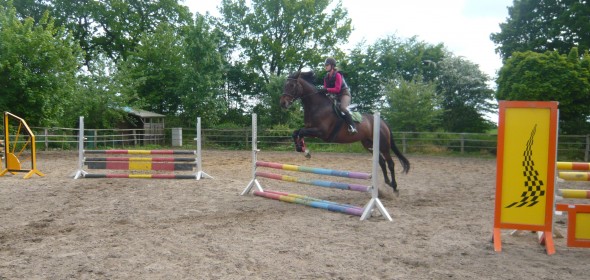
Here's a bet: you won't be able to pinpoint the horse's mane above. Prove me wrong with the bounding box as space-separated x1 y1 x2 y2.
289 71 317 87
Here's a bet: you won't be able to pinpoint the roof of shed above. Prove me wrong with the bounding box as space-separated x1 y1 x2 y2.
123 107 165 118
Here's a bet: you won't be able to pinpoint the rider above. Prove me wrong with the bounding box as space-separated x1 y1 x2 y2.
319 57 357 134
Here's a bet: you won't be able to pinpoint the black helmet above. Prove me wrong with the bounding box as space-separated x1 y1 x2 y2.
324 57 336 67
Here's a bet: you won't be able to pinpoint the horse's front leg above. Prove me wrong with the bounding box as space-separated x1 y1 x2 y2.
292 127 321 159
292 129 305 152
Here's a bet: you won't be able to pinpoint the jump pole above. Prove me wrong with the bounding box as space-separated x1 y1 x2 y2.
241 113 392 221
554 161 590 248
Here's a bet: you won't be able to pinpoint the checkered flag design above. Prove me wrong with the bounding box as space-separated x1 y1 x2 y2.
506 125 545 208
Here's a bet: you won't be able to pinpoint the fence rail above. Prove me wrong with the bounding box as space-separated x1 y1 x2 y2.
1 126 589 161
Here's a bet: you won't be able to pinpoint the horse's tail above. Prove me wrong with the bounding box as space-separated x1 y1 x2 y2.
384 120 410 174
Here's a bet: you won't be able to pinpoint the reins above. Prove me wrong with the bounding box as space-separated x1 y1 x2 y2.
282 77 315 101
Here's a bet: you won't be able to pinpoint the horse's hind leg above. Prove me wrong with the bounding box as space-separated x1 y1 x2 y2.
365 139 393 193
385 156 398 194
378 155 391 185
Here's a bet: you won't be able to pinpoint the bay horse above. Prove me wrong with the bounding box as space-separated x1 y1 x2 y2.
280 71 410 194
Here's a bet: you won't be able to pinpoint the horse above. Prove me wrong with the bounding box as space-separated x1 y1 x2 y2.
280 71 410 194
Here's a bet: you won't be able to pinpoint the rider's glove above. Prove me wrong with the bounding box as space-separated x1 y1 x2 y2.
317 88 328 94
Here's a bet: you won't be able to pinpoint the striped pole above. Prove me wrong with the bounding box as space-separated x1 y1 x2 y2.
254 190 364 216
256 161 371 180
85 157 196 162
558 189 590 199
84 174 198 179
558 171 590 181
255 171 370 192
557 161 590 171
85 150 195 155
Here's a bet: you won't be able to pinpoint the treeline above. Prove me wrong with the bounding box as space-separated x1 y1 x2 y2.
1 0 589 135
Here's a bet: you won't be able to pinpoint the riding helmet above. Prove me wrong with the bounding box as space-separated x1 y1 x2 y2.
324 57 336 67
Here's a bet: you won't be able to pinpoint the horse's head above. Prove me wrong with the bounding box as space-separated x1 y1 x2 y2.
280 71 316 109
280 72 302 109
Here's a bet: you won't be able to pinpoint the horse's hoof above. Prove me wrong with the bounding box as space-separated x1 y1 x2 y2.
393 189 400 197
304 149 311 159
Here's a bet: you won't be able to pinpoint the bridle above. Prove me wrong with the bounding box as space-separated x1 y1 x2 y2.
281 76 314 107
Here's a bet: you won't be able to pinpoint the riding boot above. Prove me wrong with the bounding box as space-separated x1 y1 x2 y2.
342 111 357 134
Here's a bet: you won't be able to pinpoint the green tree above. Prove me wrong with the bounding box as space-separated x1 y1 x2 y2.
72 56 130 129
218 0 352 83
117 22 186 116
177 14 226 126
116 16 226 127
1 0 49 22
7 0 194 67
384 78 442 132
342 36 445 112
496 48 590 134
436 54 496 132
0 5 82 126
491 0 590 60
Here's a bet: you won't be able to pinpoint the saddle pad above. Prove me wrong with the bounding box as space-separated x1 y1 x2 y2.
351 112 362 123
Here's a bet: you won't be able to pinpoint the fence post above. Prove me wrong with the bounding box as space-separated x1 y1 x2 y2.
93 130 98 149
461 133 465 154
585 135 589 162
246 129 250 150
44 128 48 151
402 132 407 153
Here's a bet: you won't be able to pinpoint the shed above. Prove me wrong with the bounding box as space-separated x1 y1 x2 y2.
123 108 166 144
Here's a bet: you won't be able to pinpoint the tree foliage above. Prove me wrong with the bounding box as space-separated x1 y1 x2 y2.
73 57 130 129
436 54 496 132
496 48 590 134
218 0 351 83
6 0 193 67
116 16 225 126
491 0 590 60
343 36 445 112
384 78 442 132
0 0 499 133
0 5 82 126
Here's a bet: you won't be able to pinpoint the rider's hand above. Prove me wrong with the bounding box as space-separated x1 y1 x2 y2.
317 88 328 94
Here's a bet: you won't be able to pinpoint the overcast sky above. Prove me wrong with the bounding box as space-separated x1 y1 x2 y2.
186 0 514 81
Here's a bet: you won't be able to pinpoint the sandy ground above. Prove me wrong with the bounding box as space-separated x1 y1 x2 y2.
0 150 588 279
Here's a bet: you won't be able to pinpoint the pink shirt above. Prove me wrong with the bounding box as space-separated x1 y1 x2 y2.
324 72 344 94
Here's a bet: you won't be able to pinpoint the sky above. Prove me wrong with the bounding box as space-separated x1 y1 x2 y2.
185 0 514 81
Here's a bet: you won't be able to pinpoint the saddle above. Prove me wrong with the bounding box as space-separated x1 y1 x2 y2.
326 94 362 122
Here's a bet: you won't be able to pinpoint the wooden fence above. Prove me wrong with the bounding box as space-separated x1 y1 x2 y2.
1 126 588 161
